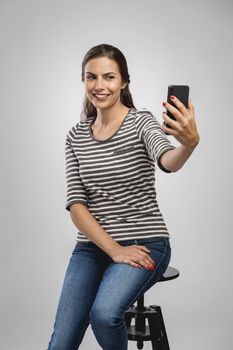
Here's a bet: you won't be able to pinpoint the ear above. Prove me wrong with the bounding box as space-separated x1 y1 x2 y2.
121 82 128 90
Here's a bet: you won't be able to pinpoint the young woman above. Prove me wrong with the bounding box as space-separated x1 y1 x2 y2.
47 43 199 350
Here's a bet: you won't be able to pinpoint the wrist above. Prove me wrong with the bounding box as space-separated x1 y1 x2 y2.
105 240 122 258
190 134 200 149
183 136 199 152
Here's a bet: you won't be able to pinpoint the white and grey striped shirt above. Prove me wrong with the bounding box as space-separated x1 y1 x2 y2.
65 107 176 242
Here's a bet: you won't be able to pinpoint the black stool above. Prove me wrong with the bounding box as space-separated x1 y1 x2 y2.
124 266 179 350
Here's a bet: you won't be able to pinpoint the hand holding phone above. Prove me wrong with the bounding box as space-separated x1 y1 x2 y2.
164 85 189 135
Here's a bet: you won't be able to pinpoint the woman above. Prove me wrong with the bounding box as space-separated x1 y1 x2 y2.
47 43 199 350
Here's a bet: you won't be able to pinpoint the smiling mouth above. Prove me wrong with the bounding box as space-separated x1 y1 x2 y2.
93 93 111 101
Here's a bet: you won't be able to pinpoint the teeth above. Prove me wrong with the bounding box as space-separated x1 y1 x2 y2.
94 94 109 99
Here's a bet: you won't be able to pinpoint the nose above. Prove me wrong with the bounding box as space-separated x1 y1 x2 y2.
94 78 105 91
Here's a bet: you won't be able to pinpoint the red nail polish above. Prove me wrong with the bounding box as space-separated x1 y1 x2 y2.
170 95 175 99
162 102 166 106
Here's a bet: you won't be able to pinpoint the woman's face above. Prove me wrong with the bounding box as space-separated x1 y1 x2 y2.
83 56 127 110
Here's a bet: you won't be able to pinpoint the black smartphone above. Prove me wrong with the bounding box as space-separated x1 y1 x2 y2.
164 85 190 135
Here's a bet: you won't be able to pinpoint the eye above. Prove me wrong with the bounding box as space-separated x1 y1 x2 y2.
106 76 115 80
86 75 95 80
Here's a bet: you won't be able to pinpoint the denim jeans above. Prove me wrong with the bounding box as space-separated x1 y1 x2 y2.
47 236 171 350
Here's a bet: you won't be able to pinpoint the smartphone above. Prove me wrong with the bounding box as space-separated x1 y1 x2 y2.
164 85 189 135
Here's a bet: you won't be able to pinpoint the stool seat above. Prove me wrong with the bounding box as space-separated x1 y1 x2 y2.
158 266 179 282
124 266 179 350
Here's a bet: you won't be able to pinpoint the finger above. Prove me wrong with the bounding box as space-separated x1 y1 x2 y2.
169 95 188 115
136 246 156 265
128 246 155 266
162 101 183 122
161 122 178 137
136 258 154 269
129 251 155 269
125 259 142 269
135 264 142 269
131 261 142 269
138 245 150 253
188 98 194 113
138 246 154 264
162 113 179 133
123 255 145 269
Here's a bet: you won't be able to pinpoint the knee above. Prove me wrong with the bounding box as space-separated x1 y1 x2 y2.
90 305 122 329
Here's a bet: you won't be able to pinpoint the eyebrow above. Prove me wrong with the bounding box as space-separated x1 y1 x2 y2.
85 71 117 75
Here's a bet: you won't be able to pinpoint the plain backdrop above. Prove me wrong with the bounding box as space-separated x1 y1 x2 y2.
1 0 232 349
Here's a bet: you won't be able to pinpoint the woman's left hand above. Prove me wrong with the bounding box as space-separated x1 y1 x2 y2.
161 96 200 150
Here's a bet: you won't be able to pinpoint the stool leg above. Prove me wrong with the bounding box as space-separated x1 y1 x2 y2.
137 340 144 349
124 312 132 328
135 313 145 349
147 312 164 350
150 305 170 350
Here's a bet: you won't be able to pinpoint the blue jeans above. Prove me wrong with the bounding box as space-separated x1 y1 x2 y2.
47 236 171 350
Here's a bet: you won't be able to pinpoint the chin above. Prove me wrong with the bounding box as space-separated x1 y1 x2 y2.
92 101 117 110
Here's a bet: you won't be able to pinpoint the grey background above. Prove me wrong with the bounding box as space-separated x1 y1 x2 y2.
1 0 232 349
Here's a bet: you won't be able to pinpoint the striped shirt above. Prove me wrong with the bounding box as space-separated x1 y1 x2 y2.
65 107 176 242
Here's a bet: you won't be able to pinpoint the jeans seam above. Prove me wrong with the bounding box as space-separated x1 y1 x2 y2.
124 247 169 311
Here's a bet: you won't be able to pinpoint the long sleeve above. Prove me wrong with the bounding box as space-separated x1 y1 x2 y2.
65 131 88 211
134 110 176 172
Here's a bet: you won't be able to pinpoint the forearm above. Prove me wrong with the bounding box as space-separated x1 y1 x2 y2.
69 203 121 257
159 144 197 172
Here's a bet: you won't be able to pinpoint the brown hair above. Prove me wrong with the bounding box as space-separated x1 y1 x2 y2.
80 44 136 121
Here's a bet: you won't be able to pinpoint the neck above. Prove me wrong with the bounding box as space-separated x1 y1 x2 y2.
95 101 130 127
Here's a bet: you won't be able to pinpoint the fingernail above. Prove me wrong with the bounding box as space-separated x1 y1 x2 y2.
170 95 175 99
162 102 166 106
